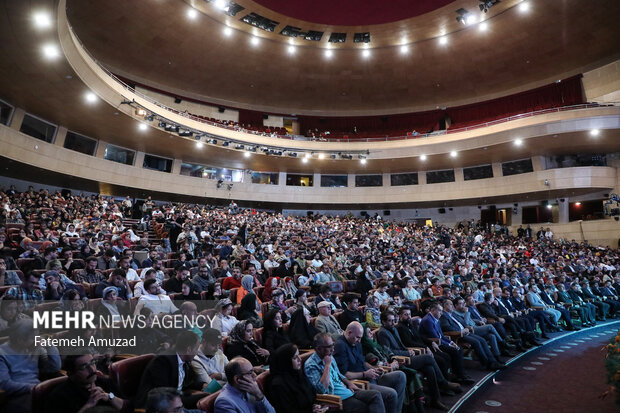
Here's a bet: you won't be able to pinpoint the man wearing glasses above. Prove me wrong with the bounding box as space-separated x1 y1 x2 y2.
214 357 275 413
305 332 385 413
46 353 131 413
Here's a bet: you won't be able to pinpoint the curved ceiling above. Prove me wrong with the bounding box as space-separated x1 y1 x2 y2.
64 0 620 116
251 0 457 26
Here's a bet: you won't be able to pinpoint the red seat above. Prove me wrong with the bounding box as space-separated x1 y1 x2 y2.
256 371 269 392
32 376 69 413
196 390 221 413
109 353 155 399
253 327 264 345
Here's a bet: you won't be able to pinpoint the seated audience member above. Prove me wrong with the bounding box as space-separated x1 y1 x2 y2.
95 269 132 300
265 343 321 413
179 280 201 301
95 286 127 321
282 276 298 300
237 274 259 305
439 300 505 371
163 265 191 294
262 276 280 302
192 328 229 387
224 320 270 368
238 292 263 327
338 294 364 329
74 256 107 284
136 331 206 409
479 292 540 347
97 249 117 271
0 256 22 286
211 298 239 336
304 332 386 413
288 307 319 350
294 289 317 316
191 264 215 294
0 320 62 412
566 283 598 326
45 353 132 413
0 296 30 335
402 278 422 302
365 296 381 329
214 357 276 413
373 282 391 306
145 387 202 413
221 266 242 290
315 300 344 340
556 283 596 326
262 309 291 353
269 288 296 323
134 268 165 298
43 270 82 301
132 307 172 354
334 322 406 413
314 284 343 311
5 272 44 309
134 279 179 315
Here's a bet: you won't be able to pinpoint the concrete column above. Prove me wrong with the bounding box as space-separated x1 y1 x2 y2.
418 172 427 185
171 158 182 175
278 172 286 186
134 151 145 168
454 168 464 182
383 172 391 186
511 206 523 226
54 126 68 148
313 173 320 187
348 174 356 188
492 162 502 177
95 140 108 158
9 108 25 130
558 198 569 223
531 156 545 171
291 120 300 135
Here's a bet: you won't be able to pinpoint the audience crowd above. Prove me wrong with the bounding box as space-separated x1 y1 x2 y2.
0 185 618 413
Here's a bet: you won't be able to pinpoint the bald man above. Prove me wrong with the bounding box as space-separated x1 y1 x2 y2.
333 322 406 413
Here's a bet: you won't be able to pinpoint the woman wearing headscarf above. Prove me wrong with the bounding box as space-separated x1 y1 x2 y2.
261 309 291 353
211 298 239 336
282 276 298 299
265 343 322 413
356 270 374 302
224 320 270 367
95 286 125 322
238 292 263 327
274 260 293 279
364 296 381 329
288 307 318 350
237 274 262 307
361 323 426 413
262 276 280 302
268 288 296 323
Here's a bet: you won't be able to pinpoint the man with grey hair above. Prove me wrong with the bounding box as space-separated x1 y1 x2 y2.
214 357 275 413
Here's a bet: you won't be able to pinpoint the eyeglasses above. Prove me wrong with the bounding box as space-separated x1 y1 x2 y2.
238 370 257 378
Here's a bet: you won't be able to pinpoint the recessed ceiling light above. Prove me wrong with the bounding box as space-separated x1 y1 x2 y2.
400 45 409 54
138 123 148 131
590 129 600 137
465 14 478 25
84 92 97 103
244 151 251 158
187 9 198 19
214 0 228 10
324 49 333 58
514 138 523 146
362 49 371 58
42 44 60 59
318 153 325 160
479 21 489 31
420 154 427 161
439 36 448 45
546 204 552 210
518 1 530 13
250 36 259 46
450 151 457 158
304 153 311 159
196 141 204 148
33 12 52 29
302 157 308 163
360 158 367 165
287 45 296 54
223 27 233 37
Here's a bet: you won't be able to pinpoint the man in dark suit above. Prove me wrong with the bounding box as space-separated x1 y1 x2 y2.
539 286 580 330
440 300 504 370
478 293 538 347
566 283 598 325
136 331 206 408
580 282 610 320
592 282 620 317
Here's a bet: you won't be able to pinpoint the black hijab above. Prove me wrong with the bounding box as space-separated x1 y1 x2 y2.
287 308 318 349
266 343 316 413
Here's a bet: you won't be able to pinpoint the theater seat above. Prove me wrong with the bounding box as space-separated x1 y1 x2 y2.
32 376 68 413
109 353 155 399
256 371 269 392
196 389 221 413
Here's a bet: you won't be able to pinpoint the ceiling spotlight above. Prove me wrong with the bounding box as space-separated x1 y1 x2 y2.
42 44 60 59
33 11 52 29
304 153 311 159
250 36 260 46
546 204 552 210
84 92 97 103
187 8 198 19
214 0 228 10
223 26 233 36
400 45 409 54
456 10 477 26
514 138 523 146
575 202 581 206
196 141 204 148
360 158 367 165
466 14 478 25
318 153 325 160
244 151 251 158
302 157 308 163
420 154 427 161
450 151 457 158
518 1 530 13
362 49 371 58
287 45 296 54
479 21 489 31
138 123 148 131
439 36 448 45
324 49 333 58
590 129 600 137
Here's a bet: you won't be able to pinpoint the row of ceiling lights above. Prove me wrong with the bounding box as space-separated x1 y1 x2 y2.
183 1 532 58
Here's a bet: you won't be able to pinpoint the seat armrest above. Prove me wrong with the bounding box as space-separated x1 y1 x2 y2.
393 355 410 365
316 394 343 410
407 347 427 355
351 380 369 390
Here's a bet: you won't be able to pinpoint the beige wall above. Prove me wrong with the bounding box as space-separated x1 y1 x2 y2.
583 59 620 103
510 220 620 248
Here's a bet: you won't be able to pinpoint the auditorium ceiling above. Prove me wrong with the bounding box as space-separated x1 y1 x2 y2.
63 0 620 115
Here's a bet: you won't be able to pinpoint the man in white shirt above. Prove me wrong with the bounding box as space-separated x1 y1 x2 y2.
119 256 140 281
134 278 178 315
